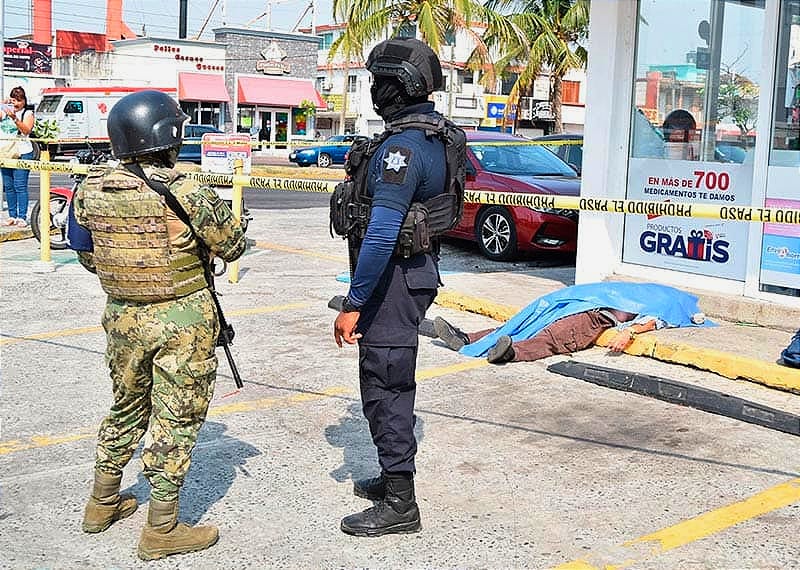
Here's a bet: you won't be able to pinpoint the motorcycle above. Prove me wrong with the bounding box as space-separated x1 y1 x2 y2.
32 149 251 257
31 147 112 250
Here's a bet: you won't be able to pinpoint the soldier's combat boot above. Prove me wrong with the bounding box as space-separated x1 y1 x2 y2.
353 473 386 501
82 470 139 533
341 472 421 537
137 499 219 560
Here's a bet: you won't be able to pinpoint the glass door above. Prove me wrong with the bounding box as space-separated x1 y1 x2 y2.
760 0 800 297
275 111 288 148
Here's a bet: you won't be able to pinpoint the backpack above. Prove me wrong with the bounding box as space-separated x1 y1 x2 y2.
330 113 466 258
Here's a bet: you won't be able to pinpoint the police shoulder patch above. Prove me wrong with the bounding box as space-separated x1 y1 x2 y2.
381 145 413 185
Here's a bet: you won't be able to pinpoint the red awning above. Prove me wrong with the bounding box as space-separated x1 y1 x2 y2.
237 76 326 108
178 72 230 103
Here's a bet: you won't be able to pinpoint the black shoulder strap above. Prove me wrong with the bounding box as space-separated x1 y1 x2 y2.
124 162 193 230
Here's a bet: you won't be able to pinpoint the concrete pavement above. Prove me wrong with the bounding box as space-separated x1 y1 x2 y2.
2 204 800 569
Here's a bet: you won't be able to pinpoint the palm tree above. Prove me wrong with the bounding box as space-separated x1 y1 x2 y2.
473 0 589 133
326 14 366 134
327 0 512 119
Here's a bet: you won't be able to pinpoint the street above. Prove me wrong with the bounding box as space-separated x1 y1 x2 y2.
2 198 799 569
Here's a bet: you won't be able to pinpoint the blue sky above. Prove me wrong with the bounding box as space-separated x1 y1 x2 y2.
4 0 337 41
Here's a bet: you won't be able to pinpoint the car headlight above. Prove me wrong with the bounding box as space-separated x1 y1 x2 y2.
530 207 579 221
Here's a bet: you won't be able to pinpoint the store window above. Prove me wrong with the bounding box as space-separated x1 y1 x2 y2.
623 0 765 281
291 107 315 136
237 106 255 134
761 0 800 296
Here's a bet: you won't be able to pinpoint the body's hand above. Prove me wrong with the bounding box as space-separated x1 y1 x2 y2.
608 329 635 353
334 311 362 347
608 319 657 353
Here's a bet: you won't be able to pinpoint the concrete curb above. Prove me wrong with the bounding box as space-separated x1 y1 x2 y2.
435 288 800 395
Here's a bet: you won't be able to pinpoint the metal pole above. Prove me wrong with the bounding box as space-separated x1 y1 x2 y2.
0 1 5 100
228 158 243 284
179 0 188 39
448 44 455 119
701 0 725 162
39 149 52 263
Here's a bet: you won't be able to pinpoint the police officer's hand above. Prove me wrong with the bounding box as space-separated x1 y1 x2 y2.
334 311 362 347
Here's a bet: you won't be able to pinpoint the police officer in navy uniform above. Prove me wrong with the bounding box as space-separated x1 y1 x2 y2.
333 38 449 537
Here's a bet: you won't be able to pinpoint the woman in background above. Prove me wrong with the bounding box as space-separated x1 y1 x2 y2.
1 86 36 226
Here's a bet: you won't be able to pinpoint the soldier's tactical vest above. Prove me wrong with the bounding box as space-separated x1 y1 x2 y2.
80 166 208 302
330 113 467 259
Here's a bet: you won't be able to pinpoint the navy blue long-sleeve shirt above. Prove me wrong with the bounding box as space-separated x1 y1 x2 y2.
346 103 446 307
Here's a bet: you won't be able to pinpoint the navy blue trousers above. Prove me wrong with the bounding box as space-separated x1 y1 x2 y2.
356 254 439 474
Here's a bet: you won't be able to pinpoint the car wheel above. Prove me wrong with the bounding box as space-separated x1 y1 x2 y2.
317 153 332 168
476 206 517 261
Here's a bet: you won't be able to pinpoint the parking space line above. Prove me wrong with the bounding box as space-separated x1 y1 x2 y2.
254 240 347 263
0 302 310 347
0 357 483 457
555 477 800 569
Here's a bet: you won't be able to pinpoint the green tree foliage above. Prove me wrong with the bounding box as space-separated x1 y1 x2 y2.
471 0 589 133
717 69 759 138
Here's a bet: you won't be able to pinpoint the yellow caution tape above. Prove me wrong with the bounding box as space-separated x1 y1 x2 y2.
2 158 797 224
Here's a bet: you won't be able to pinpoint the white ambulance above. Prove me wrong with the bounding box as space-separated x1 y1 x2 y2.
35 86 177 156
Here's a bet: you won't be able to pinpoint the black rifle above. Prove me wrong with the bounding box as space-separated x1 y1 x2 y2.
124 163 244 389
203 257 244 389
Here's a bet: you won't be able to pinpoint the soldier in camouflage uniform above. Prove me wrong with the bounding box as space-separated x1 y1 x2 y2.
68 90 245 560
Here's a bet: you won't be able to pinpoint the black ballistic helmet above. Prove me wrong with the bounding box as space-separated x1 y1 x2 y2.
106 90 188 159
366 38 443 98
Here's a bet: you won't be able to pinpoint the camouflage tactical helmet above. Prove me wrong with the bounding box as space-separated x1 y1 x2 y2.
106 90 188 159
366 38 443 98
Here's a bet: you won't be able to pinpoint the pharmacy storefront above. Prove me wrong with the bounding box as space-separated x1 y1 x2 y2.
578 0 799 306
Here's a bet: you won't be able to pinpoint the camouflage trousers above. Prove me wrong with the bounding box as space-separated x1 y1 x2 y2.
95 288 219 502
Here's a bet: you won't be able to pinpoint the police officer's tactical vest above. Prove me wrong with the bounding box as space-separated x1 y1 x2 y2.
79 166 208 302
330 113 466 259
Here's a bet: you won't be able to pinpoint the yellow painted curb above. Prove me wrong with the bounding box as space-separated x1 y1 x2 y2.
0 228 33 242
595 329 800 394
435 289 519 322
436 289 800 395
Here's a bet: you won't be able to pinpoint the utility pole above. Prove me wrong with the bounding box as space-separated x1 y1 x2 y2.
447 44 455 119
179 0 188 39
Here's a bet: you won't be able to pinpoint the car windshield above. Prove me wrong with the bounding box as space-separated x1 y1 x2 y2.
470 143 577 176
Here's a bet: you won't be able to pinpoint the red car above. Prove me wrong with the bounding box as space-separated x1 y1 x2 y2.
446 131 580 261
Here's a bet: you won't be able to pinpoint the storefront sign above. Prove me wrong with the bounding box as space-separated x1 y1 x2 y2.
760 197 800 287
256 41 290 75
3 40 52 74
623 157 754 280
201 134 252 174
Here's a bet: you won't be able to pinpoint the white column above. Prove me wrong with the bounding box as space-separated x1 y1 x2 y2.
574 0 638 284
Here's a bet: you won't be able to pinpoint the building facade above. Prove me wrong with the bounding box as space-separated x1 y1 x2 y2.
578 0 799 307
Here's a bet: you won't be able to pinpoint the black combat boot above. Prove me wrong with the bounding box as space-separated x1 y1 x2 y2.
353 473 387 501
341 472 421 537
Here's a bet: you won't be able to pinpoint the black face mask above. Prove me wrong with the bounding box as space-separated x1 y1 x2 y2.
370 78 406 120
